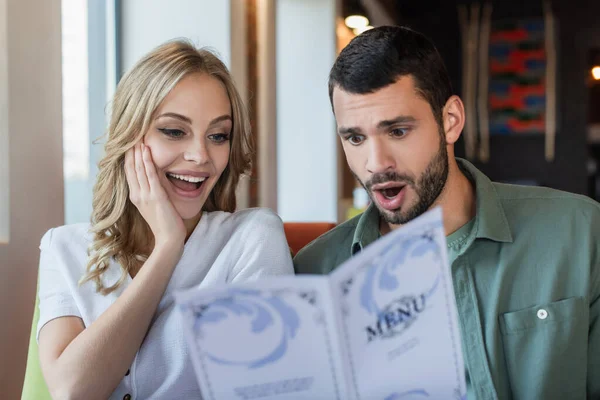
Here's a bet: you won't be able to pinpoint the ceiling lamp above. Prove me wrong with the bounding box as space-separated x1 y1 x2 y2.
344 1 369 30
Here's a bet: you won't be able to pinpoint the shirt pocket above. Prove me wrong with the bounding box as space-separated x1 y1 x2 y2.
499 296 587 400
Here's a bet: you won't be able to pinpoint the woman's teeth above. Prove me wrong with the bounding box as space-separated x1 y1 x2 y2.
167 173 206 183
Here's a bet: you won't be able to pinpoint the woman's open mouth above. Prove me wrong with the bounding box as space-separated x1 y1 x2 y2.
166 172 207 198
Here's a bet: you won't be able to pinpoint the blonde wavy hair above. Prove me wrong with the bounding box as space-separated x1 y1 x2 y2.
81 40 253 295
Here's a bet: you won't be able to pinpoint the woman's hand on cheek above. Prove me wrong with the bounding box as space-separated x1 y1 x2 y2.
125 143 186 250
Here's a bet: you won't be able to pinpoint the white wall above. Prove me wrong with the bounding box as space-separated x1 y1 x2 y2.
276 0 338 222
0 0 63 397
120 0 231 72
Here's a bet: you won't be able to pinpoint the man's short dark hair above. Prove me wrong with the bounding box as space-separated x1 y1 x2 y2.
328 26 453 128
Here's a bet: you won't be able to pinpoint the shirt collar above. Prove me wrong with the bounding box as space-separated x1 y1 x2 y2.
351 203 380 255
350 158 512 255
457 158 513 243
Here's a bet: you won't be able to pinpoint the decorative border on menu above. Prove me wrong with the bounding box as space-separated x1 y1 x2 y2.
337 222 465 400
184 287 343 400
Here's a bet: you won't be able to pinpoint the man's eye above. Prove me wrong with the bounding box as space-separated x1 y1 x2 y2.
158 128 185 138
348 135 364 145
390 128 409 138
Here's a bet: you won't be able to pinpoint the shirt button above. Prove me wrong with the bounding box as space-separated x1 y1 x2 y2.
123 394 131 400
537 309 548 320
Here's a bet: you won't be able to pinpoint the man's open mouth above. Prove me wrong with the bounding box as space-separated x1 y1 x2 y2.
372 183 406 199
380 186 403 199
370 182 407 211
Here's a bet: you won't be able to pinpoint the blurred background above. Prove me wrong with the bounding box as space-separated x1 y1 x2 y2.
2 0 600 397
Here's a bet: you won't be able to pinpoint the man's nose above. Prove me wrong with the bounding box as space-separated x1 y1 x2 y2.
366 138 395 174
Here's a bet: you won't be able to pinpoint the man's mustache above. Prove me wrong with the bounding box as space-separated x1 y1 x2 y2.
365 171 415 190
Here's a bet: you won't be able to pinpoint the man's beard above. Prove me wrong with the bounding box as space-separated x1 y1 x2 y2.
356 139 449 226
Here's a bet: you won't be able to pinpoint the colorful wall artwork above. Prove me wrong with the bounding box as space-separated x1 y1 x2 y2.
488 19 547 135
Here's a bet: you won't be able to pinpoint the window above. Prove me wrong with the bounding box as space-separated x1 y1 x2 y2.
61 0 115 224
62 0 91 224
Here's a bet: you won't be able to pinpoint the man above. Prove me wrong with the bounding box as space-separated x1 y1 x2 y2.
294 26 599 399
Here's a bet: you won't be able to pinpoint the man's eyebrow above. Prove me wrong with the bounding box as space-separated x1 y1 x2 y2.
338 116 418 136
338 126 362 137
376 115 417 129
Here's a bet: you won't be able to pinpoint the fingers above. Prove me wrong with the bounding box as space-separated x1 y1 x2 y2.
126 142 163 206
134 143 150 193
142 144 162 194
124 148 140 202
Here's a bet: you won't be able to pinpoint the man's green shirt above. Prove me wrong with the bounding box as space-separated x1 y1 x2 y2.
293 159 600 399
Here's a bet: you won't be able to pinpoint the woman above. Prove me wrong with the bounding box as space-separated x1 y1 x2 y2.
37 40 294 399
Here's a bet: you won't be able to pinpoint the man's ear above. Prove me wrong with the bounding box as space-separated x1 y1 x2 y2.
442 95 465 145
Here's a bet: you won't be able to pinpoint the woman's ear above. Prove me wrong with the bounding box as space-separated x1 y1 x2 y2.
442 95 466 145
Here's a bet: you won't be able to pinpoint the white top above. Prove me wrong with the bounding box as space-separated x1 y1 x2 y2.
37 208 294 400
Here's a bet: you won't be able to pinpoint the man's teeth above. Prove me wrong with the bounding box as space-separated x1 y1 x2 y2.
167 173 206 183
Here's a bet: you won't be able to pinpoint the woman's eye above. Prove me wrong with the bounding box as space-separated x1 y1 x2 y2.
347 135 364 146
208 133 231 143
158 128 185 138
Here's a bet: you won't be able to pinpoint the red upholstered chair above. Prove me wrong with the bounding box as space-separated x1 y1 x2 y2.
283 222 337 256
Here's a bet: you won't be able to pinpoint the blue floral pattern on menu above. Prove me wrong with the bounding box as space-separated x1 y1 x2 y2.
191 289 300 369
359 233 441 317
